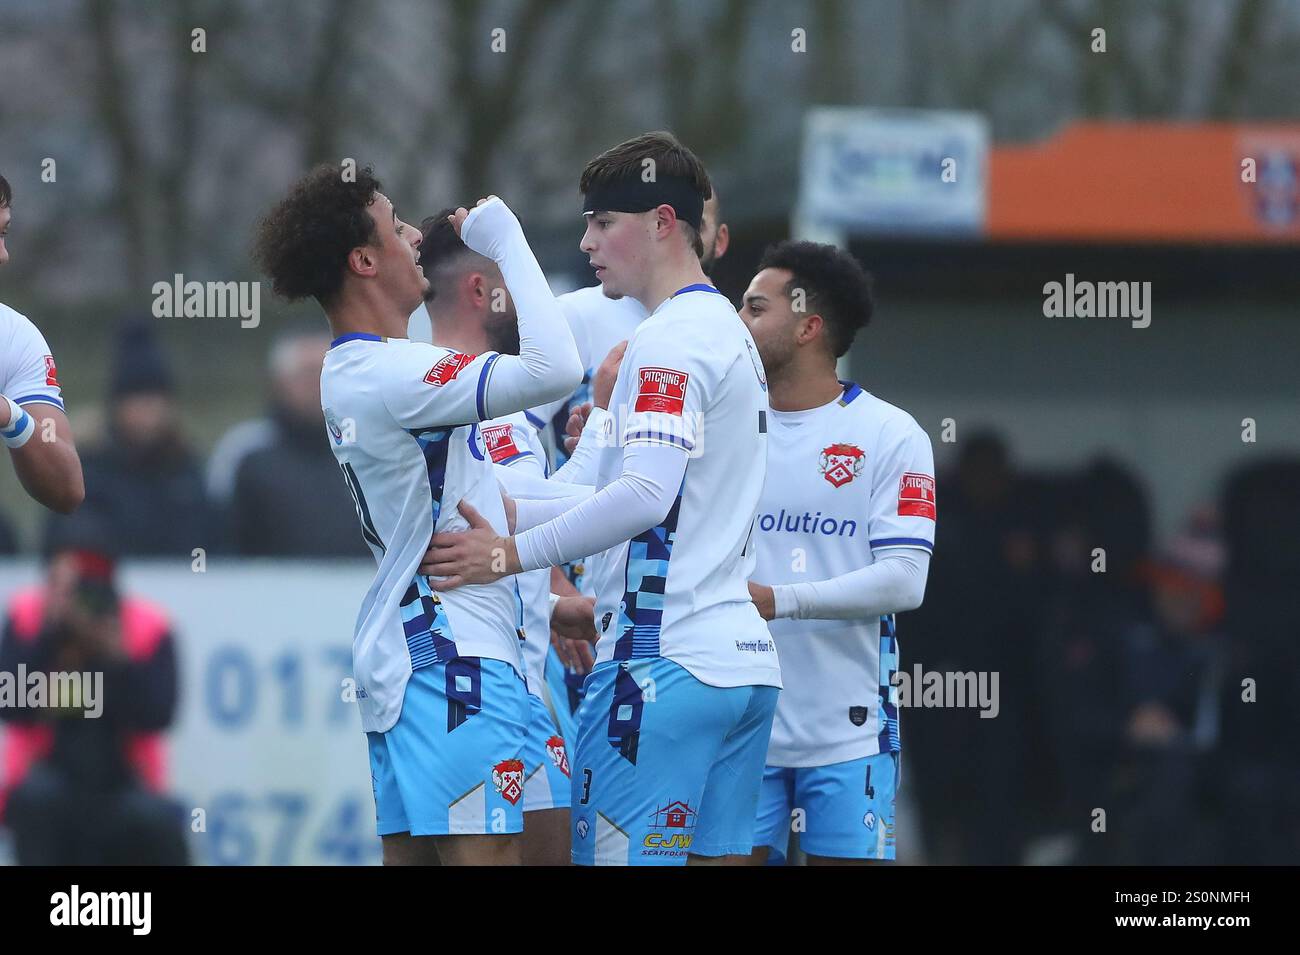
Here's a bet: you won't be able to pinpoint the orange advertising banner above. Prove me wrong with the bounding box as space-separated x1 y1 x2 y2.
988 122 1300 242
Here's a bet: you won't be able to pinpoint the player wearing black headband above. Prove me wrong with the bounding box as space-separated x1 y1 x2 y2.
425 131 779 866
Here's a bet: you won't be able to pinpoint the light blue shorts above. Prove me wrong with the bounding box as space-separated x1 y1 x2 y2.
521 691 571 813
755 752 899 863
569 658 779 866
542 642 585 745
367 657 529 837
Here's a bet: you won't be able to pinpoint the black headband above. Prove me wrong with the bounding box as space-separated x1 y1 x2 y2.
582 174 705 230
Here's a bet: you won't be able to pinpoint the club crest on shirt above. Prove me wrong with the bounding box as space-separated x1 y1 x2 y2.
424 351 475 386
848 705 869 726
492 758 525 805
820 443 865 488
482 423 521 463
44 355 59 387
545 735 571 777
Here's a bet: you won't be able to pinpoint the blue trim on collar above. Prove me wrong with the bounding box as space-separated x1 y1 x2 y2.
330 332 383 349
838 380 863 405
672 283 722 297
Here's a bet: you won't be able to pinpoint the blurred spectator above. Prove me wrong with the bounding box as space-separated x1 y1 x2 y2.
905 431 1042 864
207 328 368 557
45 321 212 557
1216 457 1300 864
1036 458 1152 864
0 512 187 864
1109 513 1225 864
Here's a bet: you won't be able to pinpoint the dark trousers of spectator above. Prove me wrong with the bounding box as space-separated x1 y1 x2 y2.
6 763 189 865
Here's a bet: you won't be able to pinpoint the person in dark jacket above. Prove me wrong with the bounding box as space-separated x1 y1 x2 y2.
1 513 187 864
211 329 369 557
45 321 213 557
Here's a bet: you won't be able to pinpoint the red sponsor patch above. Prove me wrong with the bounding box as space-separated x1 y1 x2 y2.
482 423 521 463
545 735 570 777
634 366 688 416
44 355 59 388
492 758 525 805
898 472 937 520
424 351 476 386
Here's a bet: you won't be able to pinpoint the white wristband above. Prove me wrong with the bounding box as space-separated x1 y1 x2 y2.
1 397 35 449
548 592 561 619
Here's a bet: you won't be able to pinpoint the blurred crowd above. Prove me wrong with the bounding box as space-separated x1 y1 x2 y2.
906 433 1300 865
0 322 367 561
2 320 1298 865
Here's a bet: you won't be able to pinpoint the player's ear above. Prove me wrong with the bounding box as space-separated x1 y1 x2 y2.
714 222 730 260
653 204 677 241
796 312 824 346
347 245 378 279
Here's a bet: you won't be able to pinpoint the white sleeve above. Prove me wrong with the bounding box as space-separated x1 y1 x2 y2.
458 198 583 419
512 487 596 532
2 311 65 411
867 415 937 555
514 441 687 572
550 406 611 485
771 550 931 620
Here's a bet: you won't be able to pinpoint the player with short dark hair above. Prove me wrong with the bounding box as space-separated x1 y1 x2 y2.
425 132 780 866
254 164 581 866
0 172 85 514
413 210 597 865
739 240 935 865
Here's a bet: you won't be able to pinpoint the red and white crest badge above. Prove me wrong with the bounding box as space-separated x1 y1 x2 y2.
492 758 525 805
44 355 60 387
545 736 570 777
820 443 865 488
424 351 476 386
482 423 521 463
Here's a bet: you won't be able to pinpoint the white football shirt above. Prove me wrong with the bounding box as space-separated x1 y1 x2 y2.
1 303 65 412
584 285 781 689
483 410 552 697
321 334 524 733
755 383 936 767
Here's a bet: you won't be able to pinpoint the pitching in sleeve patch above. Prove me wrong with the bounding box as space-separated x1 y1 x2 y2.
634 367 689 415
482 423 523 463
898 472 937 520
424 351 476 386
44 355 60 387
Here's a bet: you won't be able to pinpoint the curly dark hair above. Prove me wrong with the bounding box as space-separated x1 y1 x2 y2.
0 174 11 208
253 163 383 306
757 240 875 358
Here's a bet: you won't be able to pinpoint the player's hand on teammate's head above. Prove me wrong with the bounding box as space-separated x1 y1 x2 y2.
563 402 594 455
748 580 777 621
422 499 519 588
446 197 498 237
453 196 522 264
593 340 627 410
